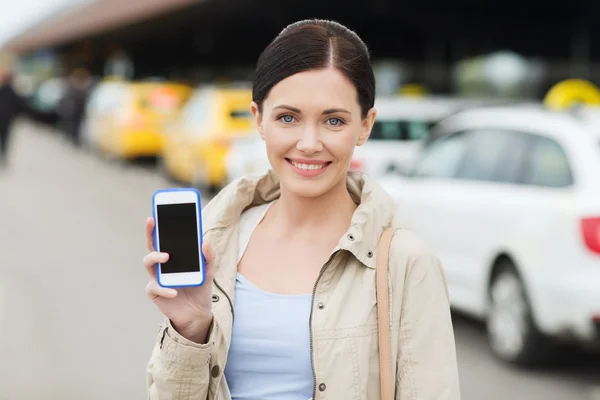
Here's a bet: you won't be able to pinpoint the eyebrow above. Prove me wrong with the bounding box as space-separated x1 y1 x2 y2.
272 105 351 115
273 105 301 113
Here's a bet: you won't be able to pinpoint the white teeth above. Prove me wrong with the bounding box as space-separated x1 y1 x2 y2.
291 161 325 170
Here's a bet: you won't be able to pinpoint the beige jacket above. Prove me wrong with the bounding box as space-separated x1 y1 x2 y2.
147 171 461 400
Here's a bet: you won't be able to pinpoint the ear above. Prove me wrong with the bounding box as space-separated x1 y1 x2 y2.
357 107 376 146
251 102 265 140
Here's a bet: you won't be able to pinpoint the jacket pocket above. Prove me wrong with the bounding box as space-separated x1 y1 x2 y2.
314 328 373 400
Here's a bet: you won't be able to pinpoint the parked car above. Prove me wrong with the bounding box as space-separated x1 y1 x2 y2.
379 104 600 365
84 80 192 159
160 85 254 192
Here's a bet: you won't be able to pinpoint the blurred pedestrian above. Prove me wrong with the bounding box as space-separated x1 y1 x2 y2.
143 19 460 400
58 68 92 148
0 53 27 168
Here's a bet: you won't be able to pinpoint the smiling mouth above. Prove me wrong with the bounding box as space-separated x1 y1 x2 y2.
286 158 332 171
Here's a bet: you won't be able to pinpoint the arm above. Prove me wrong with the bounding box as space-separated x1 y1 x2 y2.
145 195 228 400
392 234 461 400
147 318 219 400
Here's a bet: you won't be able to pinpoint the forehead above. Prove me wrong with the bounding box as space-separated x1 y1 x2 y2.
265 68 359 111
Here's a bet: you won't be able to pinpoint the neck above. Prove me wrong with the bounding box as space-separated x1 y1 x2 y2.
272 176 357 233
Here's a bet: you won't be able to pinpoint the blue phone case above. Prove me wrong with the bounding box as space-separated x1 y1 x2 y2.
152 188 206 288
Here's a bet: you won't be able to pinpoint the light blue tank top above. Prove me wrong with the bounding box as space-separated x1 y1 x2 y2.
224 202 314 400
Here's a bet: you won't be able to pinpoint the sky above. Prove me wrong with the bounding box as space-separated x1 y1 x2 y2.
0 0 79 46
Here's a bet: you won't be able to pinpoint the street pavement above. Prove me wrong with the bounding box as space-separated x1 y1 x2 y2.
0 120 598 399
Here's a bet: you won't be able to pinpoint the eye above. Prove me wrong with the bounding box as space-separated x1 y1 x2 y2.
327 117 344 126
279 115 295 124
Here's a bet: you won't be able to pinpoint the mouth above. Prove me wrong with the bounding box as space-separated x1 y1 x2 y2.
286 158 332 176
286 158 331 169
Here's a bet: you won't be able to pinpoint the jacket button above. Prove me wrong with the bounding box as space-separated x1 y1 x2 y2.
211 365 220 378
212 294 219 302
317 302 325 310
367 251 373 258
319 383 326 392
347 234 355 241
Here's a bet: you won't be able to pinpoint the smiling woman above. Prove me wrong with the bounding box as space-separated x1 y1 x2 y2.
144 19 460 400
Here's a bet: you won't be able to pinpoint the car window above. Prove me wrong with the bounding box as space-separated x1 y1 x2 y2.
87 84 126 114
370 120 436 141
182 92 213 131
522 136 573 187
494 132 531 183
456 130 528 183
230 109 253 119
411 131 470 178
99 84 128 113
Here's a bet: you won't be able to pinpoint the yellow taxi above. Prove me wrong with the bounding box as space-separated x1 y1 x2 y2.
96 81 192 159
160 86 255 191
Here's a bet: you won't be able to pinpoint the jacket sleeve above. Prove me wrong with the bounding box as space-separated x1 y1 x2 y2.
392 232 461 400
147 317 219 400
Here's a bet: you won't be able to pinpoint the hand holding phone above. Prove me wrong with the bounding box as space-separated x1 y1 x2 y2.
142 188 214 343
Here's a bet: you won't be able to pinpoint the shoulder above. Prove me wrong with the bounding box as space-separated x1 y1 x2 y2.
200 178 245 232
388 228 446 287
390 228 436 261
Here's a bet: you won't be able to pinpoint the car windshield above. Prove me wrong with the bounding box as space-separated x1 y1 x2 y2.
181 92 212 127
369 119 437 141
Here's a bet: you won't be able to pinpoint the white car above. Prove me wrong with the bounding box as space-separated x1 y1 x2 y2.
379 104 600 365
225 135 271 183
352 96 496 179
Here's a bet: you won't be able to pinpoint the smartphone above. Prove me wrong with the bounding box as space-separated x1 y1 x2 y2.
152 188 205 288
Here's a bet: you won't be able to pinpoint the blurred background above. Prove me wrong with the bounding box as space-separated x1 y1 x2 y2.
0 0 598 399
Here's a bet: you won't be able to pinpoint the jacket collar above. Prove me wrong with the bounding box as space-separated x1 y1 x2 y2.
203 170 397 269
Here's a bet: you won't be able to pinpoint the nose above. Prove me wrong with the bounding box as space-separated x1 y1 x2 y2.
296 125 323 154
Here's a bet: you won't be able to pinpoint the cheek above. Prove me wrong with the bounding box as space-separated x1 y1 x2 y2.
326 130 359 160
262 122 294 157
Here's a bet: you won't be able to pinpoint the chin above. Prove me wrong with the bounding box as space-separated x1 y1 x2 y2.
286 181 331 198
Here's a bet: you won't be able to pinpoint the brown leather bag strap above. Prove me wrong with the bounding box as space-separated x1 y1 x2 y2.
377 227 395 400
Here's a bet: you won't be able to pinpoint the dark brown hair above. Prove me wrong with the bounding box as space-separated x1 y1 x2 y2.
253 19 375 118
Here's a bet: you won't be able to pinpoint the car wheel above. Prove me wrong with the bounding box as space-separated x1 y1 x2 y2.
486 261 554 365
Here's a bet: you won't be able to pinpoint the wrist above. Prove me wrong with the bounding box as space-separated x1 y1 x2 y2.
171 316 212 344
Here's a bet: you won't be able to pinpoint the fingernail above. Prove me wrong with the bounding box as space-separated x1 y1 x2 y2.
168 289 177 297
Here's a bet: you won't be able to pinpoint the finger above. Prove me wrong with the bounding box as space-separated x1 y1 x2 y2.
202 240 214 264
146 280 177 301
202 240 215 275
145 217 155 252
143 251 169 277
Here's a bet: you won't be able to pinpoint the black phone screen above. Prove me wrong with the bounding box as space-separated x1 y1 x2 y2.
156 203 201 274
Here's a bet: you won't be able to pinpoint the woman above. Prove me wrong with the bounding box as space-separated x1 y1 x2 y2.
144 19 460 400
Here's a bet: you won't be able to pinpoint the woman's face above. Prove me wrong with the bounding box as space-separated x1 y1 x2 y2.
252 68 376 198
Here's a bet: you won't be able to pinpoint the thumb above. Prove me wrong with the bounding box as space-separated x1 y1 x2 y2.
202 240 215 277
